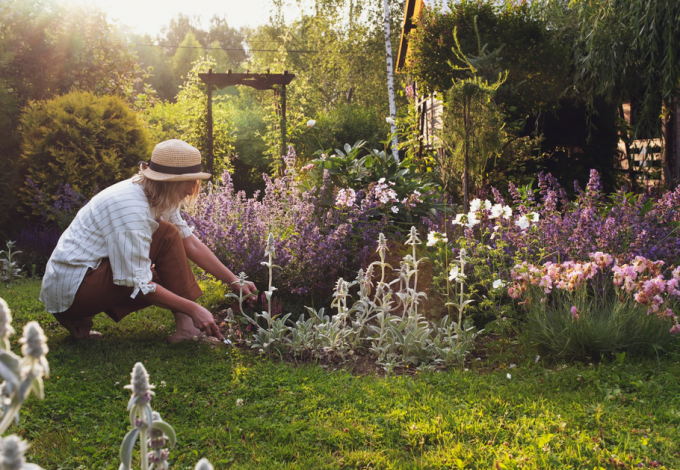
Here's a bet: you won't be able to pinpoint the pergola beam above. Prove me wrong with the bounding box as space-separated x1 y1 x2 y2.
199 69 296 178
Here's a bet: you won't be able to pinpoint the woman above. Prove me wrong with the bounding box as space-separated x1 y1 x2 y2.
40 139 256 341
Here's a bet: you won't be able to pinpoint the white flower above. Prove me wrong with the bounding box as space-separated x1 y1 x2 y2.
535 355 541 363
448 266 465 281
530 211 540 222
466 211 480 228
484 199 492 210
391 206 399 213
507 373 512 379
509 364 516 369
236 398 244 407
470 198 482 212
515 215 530 230
160 381 166 388
426 231 448 246
306 119 316 127
386 117 395 125
492 279 505 289
452 213 465 226
502 205 513 219
489 204 503 219
335 188 356 207
378 178 385 184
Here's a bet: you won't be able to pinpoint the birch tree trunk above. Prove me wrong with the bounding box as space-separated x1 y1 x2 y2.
383 0 399 162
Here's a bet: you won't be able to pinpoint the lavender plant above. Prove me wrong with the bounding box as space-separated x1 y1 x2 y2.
183 157 386 303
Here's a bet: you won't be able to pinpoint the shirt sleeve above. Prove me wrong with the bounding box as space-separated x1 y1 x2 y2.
106 230 157 298
167 209 194 239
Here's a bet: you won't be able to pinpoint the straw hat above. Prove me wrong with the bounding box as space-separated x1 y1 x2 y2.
139 139 211 182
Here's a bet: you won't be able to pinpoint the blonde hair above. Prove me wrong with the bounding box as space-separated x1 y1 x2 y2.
133 174 200 214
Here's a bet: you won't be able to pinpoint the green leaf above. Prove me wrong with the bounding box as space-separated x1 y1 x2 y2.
152 421 177 447
119 428 140 469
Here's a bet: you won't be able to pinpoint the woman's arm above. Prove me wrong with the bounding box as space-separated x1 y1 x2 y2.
182 235 257 296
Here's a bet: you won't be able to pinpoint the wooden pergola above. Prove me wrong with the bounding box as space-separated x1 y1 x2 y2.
198 69 296 178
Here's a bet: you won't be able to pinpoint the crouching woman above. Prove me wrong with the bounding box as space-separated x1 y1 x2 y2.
39 139 256 341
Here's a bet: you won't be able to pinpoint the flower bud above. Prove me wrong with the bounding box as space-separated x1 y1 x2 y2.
0 298 15 345
20 322 47 360
195 458 214 470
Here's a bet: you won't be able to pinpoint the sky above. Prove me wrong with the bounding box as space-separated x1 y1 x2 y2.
70 0 313 37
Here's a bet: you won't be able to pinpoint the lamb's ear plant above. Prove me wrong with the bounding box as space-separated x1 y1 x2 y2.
226 272 258 326
251 233 291 356
119 363 176 470
0 297 49 470
0 241 23 284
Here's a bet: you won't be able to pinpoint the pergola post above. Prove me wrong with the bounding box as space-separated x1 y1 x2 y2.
206 73 214 180
280 80 287 162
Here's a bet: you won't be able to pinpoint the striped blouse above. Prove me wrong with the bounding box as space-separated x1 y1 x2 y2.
40 178 193 314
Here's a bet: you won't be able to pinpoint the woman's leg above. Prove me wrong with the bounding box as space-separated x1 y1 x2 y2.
54 221 203 339
145 221 204 341
53 258 135 338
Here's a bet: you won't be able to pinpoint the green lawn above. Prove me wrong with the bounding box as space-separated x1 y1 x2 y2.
2 280 680 469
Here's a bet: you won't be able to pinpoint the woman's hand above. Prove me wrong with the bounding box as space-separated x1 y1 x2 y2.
240 281 258 303
189 304 223 339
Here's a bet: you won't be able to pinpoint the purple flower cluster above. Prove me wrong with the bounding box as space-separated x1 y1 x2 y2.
183 169 387 302
16 180 91 274
426 169 680 277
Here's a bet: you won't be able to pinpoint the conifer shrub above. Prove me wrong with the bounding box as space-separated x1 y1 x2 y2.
18 91 151 210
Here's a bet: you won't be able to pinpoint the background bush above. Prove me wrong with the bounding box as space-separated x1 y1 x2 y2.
17 91 151 212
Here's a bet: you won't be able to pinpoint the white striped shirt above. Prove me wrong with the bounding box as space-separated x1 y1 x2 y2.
40 178 193 314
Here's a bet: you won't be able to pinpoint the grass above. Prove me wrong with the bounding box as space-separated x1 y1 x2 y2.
2 280 680 469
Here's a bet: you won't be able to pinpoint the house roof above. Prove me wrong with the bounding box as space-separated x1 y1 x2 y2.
396 0 423 72
397 0 450 71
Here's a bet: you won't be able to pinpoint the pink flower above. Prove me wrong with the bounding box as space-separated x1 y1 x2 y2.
571 306 579 321
302 163 314 171
667 278 680 296
670 323 680 334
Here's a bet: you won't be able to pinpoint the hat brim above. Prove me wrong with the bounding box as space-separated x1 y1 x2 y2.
140 164 211 182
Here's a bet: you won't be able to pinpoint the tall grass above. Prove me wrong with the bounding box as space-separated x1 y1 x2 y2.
525 290 678 360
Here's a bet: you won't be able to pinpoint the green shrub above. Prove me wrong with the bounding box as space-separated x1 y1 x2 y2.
293 104 388 160
525 291 678 361
18 91 151 210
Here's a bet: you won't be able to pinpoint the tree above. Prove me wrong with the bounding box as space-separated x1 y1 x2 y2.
383 0 399 161
550 0 680 188
147 57 235 180
172 33 205 83
406 0 571 118
208 40 230 73
0 0 153 231
438 25 507 211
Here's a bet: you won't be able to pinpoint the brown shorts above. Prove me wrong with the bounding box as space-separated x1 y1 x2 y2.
53 221 202 332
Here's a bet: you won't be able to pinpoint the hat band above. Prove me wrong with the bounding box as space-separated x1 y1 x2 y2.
143 160 203 175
